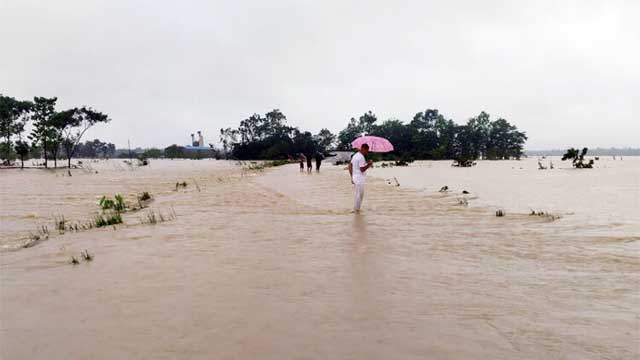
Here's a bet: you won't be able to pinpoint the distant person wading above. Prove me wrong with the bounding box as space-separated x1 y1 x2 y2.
298 153 306 173
306 153 313 173
349 143 373 213
314 151 324 172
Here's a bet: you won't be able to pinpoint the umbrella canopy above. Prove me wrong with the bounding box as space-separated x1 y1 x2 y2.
351 136 394 153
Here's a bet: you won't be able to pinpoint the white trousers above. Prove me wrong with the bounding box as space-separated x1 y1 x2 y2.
353 183 365 210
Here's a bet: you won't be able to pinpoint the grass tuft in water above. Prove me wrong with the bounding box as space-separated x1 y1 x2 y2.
81 250 93 261
529 210 561 221
175 181 188 191
140 207 177 225
95 211 123 228
54 215 66 234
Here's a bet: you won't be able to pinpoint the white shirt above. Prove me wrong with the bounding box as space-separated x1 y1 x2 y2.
351 152 367 184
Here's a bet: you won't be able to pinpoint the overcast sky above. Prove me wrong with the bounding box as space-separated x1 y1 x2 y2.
1 0 638 149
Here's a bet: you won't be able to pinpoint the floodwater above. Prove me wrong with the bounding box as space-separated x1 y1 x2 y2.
374 156 640 237
0 158 638 359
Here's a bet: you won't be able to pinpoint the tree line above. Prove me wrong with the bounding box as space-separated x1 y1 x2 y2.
220 108 527 163
219 109 336 160
0 94 110 168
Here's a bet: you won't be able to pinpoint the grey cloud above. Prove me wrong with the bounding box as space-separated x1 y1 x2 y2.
1 0 638 149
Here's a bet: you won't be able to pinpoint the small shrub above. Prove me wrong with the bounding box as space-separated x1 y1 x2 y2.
70 256 80 265
139 192 152 201
99 194 127 212
175 181 188 191
95 212 123 228
496 209 506 217
562 147 594 168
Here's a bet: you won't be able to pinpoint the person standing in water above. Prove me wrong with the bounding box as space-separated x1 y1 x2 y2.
348 143 373 213
306 153 313 173
314 151 324 172
298 153 306 173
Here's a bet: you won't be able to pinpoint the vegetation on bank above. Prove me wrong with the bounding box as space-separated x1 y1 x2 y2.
220 108 527 164
0 94 110 168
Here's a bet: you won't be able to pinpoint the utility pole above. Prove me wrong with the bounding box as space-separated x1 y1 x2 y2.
128 139 132 160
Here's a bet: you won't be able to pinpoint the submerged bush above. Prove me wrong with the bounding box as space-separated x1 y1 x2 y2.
562 147 594 168
139 191 152 201
95 211 122 227
175 181 188 191
99 194 127 212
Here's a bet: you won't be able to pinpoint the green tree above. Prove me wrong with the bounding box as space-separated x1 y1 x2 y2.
313 128 336 152
432 117 457 159
50 107 110 168
14 140 30 168
409 109 441 158
164 144 185 159
0 95 32 162
141 148 163 159
452 124 479 166
337 111 378 150
29 97 57 168
487 118 527 159
371 118 414 157
466 111 492 159
219 127 239 157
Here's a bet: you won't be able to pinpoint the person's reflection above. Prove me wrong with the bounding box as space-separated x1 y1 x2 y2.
347 213 385 350
352 213 367 242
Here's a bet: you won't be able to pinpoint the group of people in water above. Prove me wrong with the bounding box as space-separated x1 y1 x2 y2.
295 151 325 173
293 144 373 213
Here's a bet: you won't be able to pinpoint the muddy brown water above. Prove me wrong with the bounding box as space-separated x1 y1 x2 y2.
0 159 638 359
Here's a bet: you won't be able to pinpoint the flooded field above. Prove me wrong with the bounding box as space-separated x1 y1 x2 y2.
374 156 640 237
1 159 638 359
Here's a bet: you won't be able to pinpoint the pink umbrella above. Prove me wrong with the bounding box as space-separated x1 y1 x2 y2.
351 136 394 153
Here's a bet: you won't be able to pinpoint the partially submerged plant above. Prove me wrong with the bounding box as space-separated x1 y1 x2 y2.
137 191 153 209
495 209 506 217
95 211 123 228
139 191 152 202
81 250 93 261
175 181 188 191
99 194 127 212
54 214 66 234
70 256 80 265
529 210 562 221
457 198 469 207
562 147 594 168
141 207 177 225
